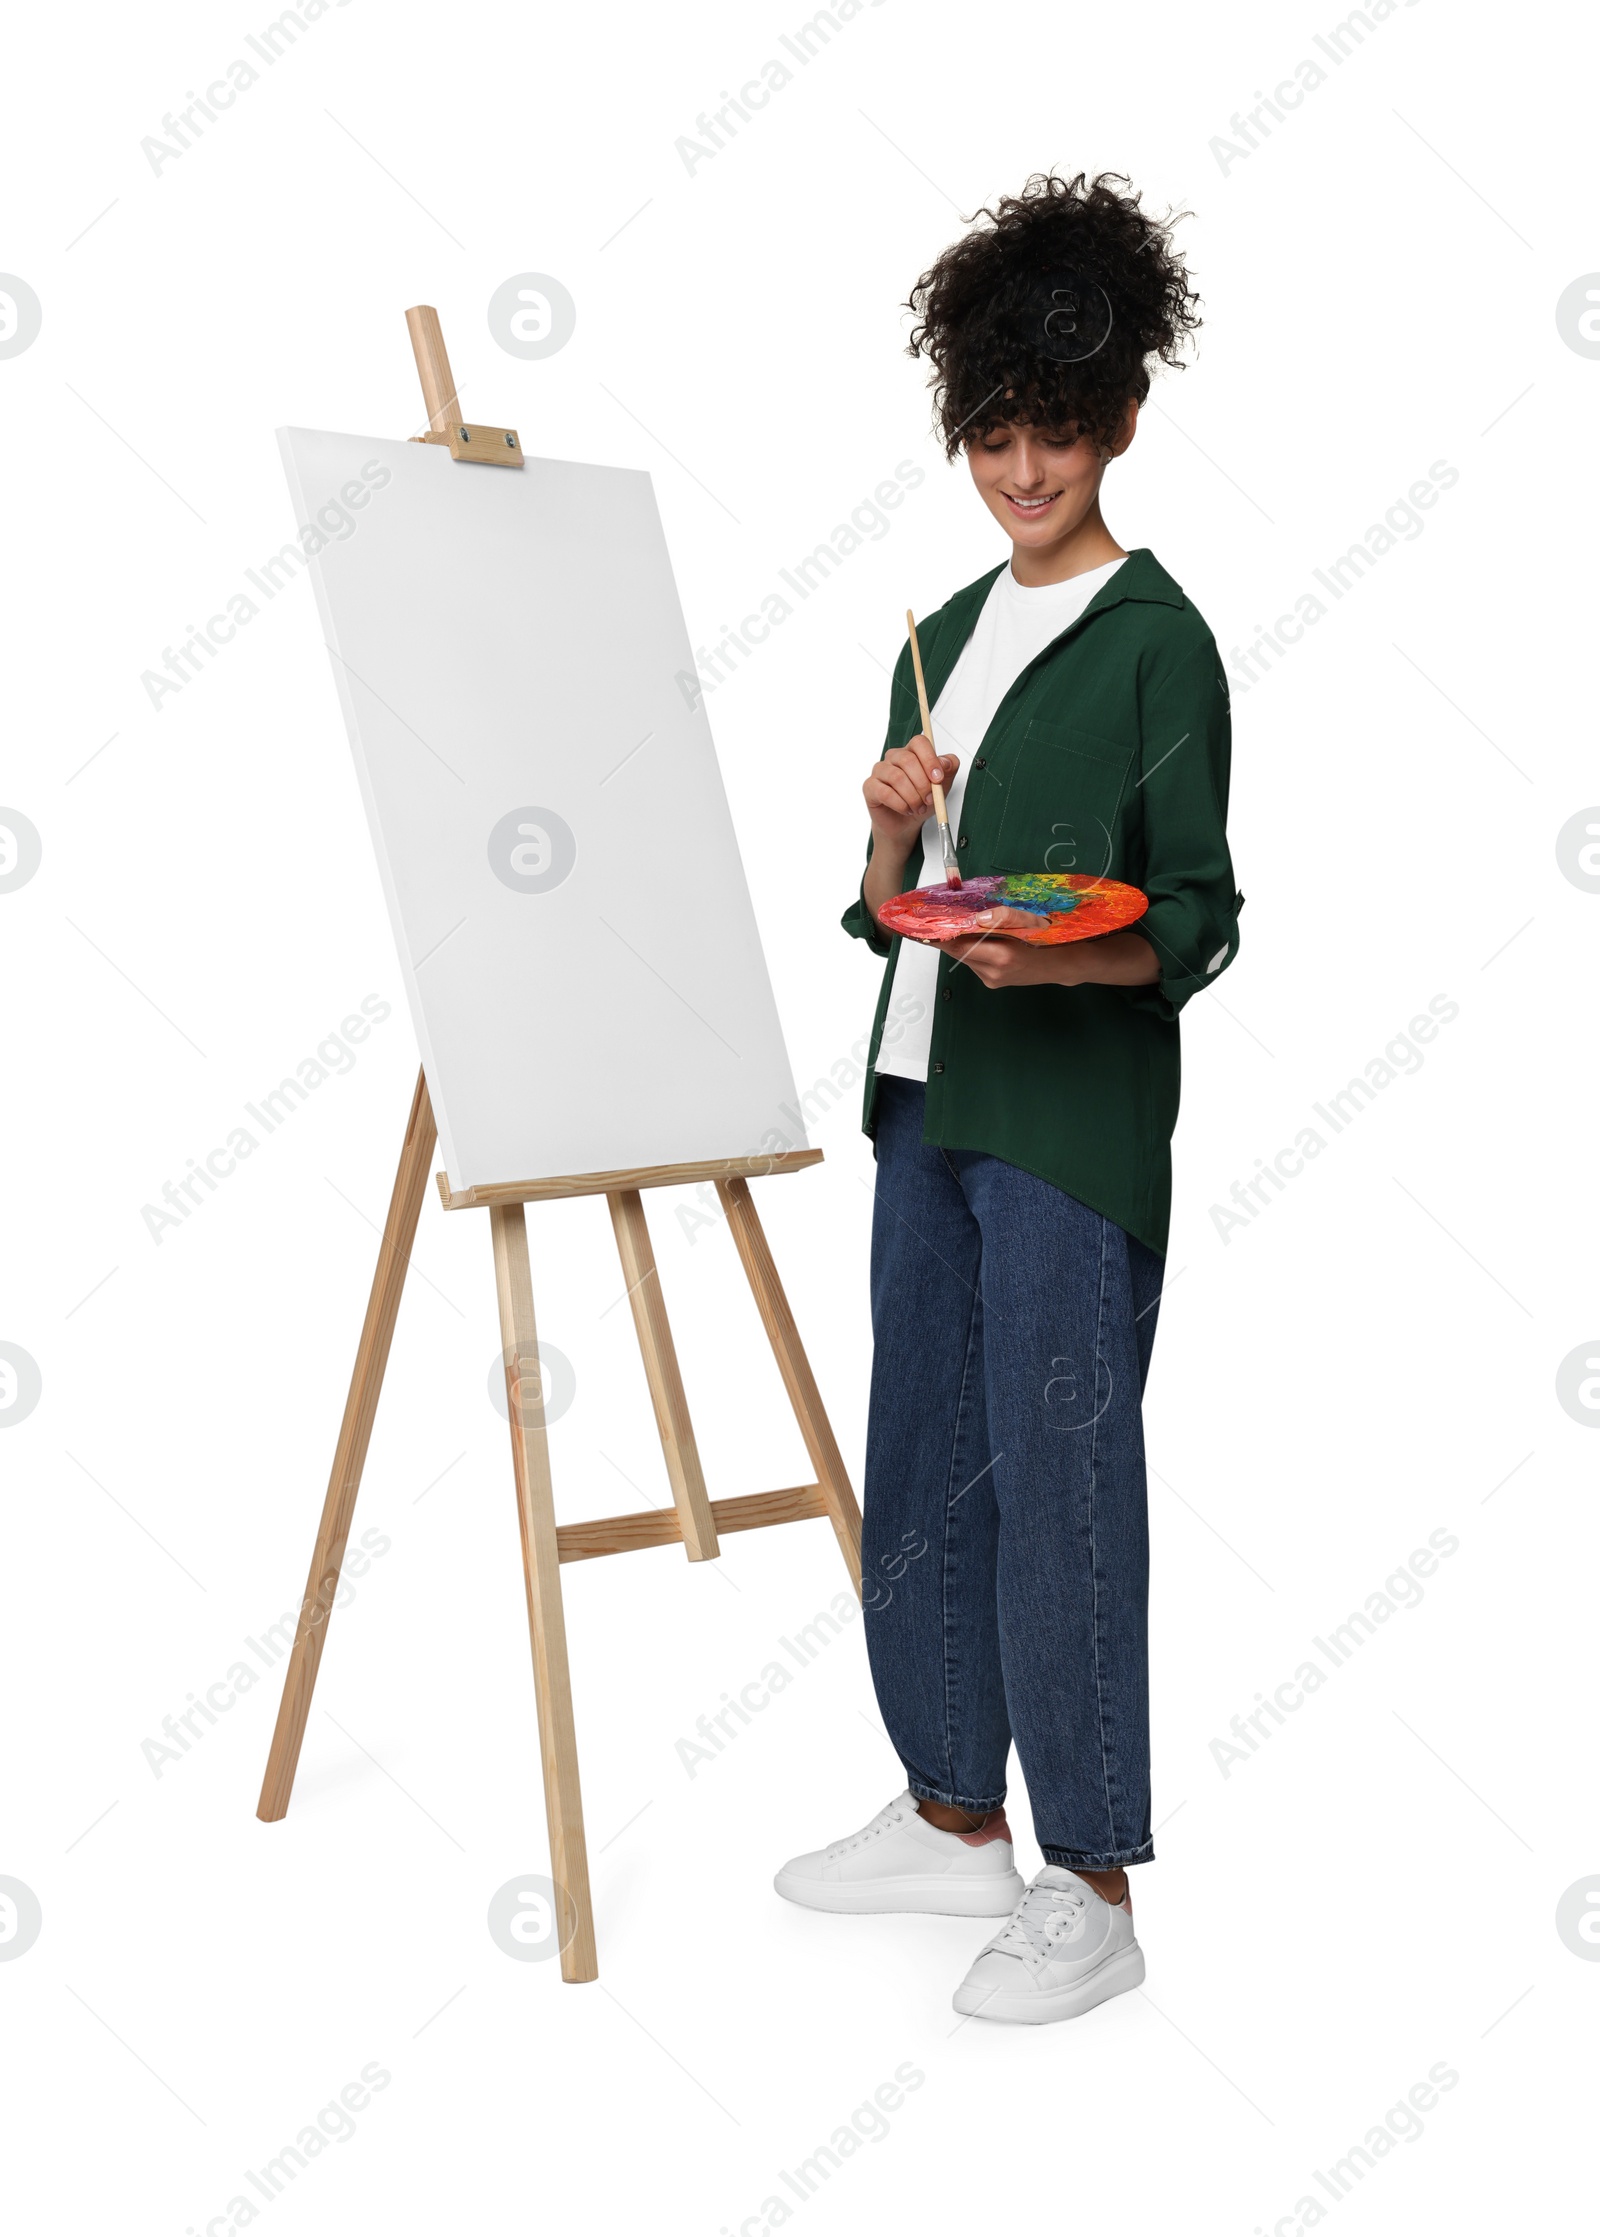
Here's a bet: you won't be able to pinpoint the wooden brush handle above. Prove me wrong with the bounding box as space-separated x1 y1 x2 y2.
905 610 947 822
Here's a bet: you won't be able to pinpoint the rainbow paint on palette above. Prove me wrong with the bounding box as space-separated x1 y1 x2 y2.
877 872 1148 947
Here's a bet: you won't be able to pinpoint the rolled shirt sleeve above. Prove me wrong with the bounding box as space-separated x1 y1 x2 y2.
840 867 895 956
1121 629 1242 1022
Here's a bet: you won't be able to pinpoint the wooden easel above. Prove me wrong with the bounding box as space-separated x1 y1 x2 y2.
256 309 864 1983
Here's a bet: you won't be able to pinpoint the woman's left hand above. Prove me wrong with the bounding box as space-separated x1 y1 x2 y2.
938 915 1161 990
937 907 1079 988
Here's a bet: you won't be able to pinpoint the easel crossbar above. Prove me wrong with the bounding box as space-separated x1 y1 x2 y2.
556 1483 827 1564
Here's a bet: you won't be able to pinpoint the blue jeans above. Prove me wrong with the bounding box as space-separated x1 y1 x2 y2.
862 1078 1164 1870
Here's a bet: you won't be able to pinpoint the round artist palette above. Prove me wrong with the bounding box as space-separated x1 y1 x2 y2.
877 872 1148 947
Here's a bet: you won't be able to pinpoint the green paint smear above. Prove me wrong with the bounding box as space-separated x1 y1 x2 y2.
998 875 1081 916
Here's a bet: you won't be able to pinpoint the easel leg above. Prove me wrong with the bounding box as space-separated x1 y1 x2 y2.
607 1189 719 1561
716 1178 864 1591
258 1068 437 1822
490 1202 598 1984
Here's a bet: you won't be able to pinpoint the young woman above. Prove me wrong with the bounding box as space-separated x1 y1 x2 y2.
775 172 1242 2024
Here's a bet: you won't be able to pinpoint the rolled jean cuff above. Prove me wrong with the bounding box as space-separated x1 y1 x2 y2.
906 1777 1007 1816
1040 1840 1155 1871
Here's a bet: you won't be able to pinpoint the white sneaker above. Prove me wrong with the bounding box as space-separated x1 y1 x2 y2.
951 1865 1144 2023
775 1791 1025 1916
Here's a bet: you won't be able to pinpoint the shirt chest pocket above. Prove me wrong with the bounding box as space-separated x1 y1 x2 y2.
993 720 1137 877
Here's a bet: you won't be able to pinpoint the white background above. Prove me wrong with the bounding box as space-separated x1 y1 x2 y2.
1 1 1595 2230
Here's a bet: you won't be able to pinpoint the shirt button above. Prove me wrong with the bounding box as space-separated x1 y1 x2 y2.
932 1060 945 1074
941 986 951 1002
957 833 969 850
973 756 987 769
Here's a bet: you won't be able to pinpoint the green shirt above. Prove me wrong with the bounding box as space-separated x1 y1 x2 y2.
842 547 1241 1258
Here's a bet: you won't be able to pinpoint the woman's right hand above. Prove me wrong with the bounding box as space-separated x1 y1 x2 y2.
863 734 961 856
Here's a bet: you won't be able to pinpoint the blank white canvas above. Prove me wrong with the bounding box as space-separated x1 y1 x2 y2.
277 427 805 1192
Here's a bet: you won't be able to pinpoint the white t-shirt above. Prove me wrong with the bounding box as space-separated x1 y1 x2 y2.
875 555 1127 1083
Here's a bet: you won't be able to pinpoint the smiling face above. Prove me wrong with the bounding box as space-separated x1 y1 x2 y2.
965 402 1138 579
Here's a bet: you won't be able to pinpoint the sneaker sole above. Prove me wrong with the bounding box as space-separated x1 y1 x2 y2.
774 1868 1027 1917
951 1938 1146 2023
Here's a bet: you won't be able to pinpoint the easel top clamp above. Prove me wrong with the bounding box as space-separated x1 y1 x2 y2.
405 302 526 465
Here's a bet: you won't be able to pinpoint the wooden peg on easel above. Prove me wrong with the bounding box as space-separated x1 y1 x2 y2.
405 304 524 465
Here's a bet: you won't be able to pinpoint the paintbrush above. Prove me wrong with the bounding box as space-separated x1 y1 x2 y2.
905 609 961 888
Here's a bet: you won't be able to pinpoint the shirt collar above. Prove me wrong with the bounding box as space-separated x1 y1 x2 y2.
922 546 1184 704
955 545 1183 622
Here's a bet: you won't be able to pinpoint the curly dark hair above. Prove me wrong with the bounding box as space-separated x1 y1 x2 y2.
906 171 1202 457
